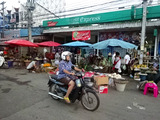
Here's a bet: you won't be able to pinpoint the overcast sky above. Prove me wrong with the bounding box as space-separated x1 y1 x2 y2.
3 0 138 10
2 0 159 12
4 0 113 10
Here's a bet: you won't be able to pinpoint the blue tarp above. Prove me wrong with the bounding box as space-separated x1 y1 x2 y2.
91 39 138 49
62 41 92 47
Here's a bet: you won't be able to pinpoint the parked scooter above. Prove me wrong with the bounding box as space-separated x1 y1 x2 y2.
48 71 100 111
0 51 8 69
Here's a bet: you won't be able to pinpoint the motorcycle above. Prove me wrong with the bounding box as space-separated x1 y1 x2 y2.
0 52 8 69
48 72 100 111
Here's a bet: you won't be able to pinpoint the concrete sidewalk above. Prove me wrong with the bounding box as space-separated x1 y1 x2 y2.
0 68 159 120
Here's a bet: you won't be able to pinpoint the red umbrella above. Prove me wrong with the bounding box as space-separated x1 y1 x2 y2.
5 39 38 47
37 41 61 47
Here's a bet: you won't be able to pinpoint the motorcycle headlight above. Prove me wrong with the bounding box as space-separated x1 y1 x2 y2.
81 72 85 76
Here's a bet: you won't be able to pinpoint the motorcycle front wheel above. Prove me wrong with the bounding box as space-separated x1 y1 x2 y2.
81 89 100 111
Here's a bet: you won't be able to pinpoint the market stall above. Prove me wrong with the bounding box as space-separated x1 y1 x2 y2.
91 39 138 50
37 41 61 65
62 41 92 64
4 39 38 68
88 39 138 73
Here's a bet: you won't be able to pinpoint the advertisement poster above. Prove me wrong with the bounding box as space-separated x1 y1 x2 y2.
99 31 140 45
72 30 91 40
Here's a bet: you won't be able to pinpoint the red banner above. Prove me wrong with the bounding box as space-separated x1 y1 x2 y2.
72 30 91 40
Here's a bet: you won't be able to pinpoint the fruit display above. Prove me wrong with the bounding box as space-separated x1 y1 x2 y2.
108 73 124 79
43 63 51 67
134 73 140 81
133 64 147 69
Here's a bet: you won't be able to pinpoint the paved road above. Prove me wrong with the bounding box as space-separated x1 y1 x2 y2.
0 68 160 120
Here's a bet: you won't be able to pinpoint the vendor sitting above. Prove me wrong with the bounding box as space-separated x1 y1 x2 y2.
152 59 160 84
129 58 139 78
26 58 38 73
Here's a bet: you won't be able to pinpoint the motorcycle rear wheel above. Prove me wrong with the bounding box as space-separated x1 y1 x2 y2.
49 84 59 100
81 89 100 111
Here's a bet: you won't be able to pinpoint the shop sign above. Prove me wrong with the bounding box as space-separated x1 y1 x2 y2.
20 28 43 37
72 30 91 40
70 16 101 24
4 29 20 39
154 29 157 37
47 21 58 27
43 5 160 27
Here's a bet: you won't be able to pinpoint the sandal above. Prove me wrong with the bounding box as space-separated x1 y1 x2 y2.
64 97 71 103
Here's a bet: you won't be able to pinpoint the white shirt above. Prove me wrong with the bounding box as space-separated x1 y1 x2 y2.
115 57 121 69
27 61 36 69
55 53 60 60
55 53 60 65
139 53 143 65
124 54 130 64
112 53 116 64
0 56 4 66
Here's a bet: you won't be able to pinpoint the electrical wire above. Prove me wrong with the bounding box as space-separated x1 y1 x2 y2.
33 1 135 18
39 2 160 19
37 0 120 11
36 0 127 15
33 4 133 18
5 12 160 30
36 2 59 18
27 0 141 21
35 0 160 19
41 12 160 28
58 0 124 13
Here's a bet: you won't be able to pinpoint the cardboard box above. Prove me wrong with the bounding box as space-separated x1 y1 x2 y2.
94 76 109 85
99 85 108 94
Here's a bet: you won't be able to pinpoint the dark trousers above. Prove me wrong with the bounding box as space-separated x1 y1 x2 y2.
114 68 118 74
153 72 160 84
124 64 129 74
132 70 135 76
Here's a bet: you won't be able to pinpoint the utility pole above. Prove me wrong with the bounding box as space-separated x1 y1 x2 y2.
0 1 6 38
140 0 147 64
26 0 35 42
154 29 158 59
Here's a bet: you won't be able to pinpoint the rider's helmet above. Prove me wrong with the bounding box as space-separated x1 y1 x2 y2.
0 51 3 56
61 51 72 61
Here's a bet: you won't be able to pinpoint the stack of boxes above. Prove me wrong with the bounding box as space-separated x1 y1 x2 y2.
94 75 109 94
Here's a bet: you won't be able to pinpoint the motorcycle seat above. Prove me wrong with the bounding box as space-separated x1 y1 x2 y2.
49 75 65 85
51 74 58 80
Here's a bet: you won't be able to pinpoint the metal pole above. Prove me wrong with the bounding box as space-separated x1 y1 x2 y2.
158 30 160 58
2 2 5 38
97 32 99 56
1 1 6 38
154 35 158 59
28 9 32 42
140 0 147 64
27 0 35 42
51 34 54 52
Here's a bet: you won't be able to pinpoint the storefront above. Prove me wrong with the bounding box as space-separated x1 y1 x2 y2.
42 5 160 58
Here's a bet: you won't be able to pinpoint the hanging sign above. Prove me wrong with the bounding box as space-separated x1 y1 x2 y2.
72 30 91 40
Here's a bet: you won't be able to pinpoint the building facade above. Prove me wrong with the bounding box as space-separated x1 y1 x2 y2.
42 4 160 57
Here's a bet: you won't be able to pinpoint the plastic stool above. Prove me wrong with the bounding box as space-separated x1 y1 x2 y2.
143 82 158 98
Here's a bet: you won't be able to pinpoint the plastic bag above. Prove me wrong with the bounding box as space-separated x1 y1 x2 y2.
122 64 126 70
118 68 122 73
109 78 114 87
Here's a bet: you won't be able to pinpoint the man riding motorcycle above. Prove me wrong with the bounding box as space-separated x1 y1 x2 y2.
57 51 82 103
0 51 6 68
